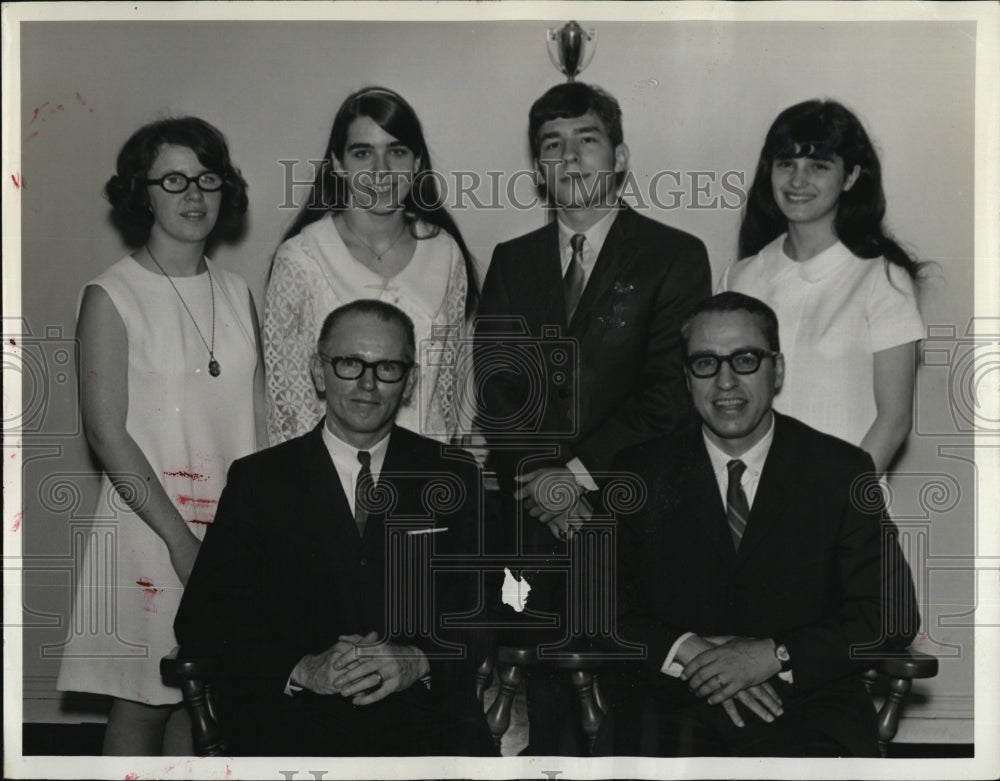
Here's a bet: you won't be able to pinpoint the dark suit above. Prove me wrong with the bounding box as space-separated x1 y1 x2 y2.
609 413 918 757
476 205 711 486
474 205 710 753
175 423 495 756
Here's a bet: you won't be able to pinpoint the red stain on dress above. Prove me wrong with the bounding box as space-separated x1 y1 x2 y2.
177 494 217 525
164 470 208 481
11 174 21 190
176 495 217 506
10 510 22 532
136 578 162 613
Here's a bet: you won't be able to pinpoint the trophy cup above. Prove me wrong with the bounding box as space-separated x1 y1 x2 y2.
546 21 596 82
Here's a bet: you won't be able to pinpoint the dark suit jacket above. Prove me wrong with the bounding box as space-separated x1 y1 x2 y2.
174 423 493 755
612 413 918 756
474 205 711 486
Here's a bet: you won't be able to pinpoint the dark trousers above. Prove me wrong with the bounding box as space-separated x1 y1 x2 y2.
221 685 497 757
603 676 875 757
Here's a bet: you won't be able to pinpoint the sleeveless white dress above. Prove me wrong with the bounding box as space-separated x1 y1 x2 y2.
56 256 258 705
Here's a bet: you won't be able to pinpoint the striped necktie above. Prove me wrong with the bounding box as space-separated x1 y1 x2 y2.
726 459 749 550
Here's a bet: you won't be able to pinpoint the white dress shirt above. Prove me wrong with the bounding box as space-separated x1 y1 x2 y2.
321 423 390 515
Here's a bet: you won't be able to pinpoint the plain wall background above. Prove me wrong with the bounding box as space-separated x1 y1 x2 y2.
14 18 978 739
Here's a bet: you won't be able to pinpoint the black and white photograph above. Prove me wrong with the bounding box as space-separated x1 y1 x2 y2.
3 2 998 779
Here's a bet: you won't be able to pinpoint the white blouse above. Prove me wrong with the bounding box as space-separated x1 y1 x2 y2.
720 235 924 446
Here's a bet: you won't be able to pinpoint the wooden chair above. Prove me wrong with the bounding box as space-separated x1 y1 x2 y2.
162 646 937 757
478 645 938 757
482 643 606 754
159 648 226 756
863 650 938 756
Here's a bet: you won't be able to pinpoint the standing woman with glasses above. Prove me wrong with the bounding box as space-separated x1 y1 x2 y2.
57 117 265 754
720 100 924 472
264 87 478 445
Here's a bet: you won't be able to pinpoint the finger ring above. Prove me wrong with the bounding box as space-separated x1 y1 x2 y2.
716 674 726 686
373 670 384 687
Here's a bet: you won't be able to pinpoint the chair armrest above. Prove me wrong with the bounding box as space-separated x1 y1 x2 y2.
868 647 939 754
877 650 938 681
160 647 218 683
160 646 227 756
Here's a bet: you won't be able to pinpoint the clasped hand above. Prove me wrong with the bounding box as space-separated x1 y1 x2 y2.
680 635 784 728
513 467 590 540
291 630 429 706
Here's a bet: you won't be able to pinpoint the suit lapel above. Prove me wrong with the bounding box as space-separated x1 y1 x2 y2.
304 421 362 548
685 434 738 568
527 221 567 327
568 206 639 334
737 415 790 559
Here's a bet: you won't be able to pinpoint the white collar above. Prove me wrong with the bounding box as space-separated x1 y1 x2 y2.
702 412 776 478
556 206 620 258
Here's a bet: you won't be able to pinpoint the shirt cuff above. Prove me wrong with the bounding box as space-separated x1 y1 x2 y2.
661 631 695 677
284 676 302 696
565 458 599 492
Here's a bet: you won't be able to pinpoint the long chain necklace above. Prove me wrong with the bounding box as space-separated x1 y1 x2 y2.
145 246 221 377
341 217 408 263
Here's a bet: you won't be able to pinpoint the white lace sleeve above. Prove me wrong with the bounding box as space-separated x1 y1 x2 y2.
263 243 325 445
428 242 470 442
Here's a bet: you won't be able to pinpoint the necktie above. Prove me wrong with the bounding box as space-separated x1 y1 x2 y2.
355 450 373 536
726 459 749 550
564 233 586 321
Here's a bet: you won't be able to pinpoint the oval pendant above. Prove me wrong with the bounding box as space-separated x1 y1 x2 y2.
209 359 221 377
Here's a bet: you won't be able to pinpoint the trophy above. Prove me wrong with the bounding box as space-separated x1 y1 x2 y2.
546 21 596 82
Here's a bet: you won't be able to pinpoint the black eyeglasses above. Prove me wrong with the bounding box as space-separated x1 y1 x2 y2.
685 348 779 378
318 354 413 383
145 172 224 193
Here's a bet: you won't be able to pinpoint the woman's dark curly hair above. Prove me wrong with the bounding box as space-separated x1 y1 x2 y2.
739 99 921 280
105 116 249 246
279 87 478 318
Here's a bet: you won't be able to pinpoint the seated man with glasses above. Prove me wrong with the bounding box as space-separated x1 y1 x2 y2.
605 291 917 756
175 299 496 756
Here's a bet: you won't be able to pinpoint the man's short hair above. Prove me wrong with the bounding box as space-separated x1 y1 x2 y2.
528 82 624 159
317 300 417 360
680 292 781 353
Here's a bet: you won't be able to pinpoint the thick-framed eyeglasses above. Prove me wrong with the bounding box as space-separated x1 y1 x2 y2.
145 172 224 193
685 348 779 378
318 354 413 383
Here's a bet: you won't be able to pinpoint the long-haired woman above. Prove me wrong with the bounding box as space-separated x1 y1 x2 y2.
264 87 478 444
721 100 924 471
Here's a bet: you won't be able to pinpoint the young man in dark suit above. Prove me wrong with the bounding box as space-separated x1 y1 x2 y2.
609 292 918 756
474 82 711 754
176 301 495 756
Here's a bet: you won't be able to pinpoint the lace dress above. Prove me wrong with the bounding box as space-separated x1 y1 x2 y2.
264 215 469 444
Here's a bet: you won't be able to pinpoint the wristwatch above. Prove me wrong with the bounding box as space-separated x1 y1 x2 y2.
774 642 792 673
